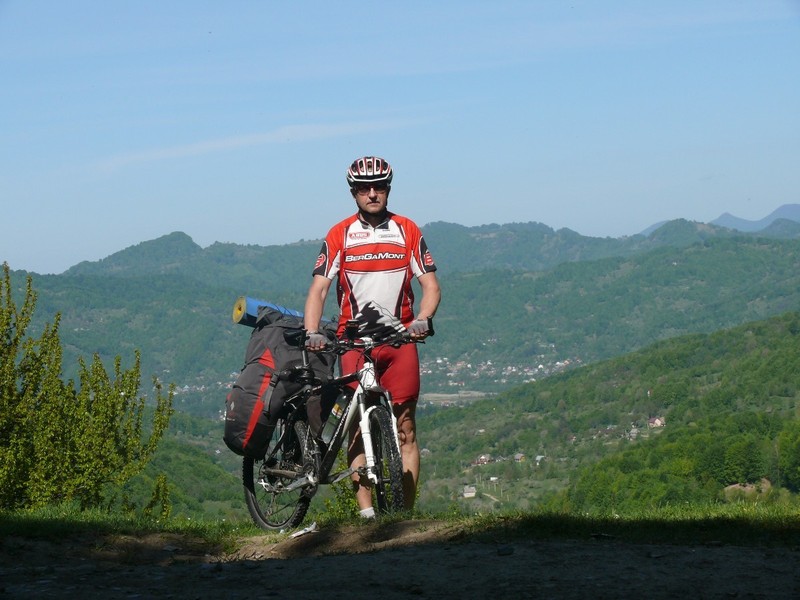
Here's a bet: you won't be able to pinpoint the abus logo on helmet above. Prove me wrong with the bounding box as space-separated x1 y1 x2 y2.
349 232 370 240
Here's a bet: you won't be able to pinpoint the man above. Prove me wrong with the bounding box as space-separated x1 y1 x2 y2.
304 156 441 516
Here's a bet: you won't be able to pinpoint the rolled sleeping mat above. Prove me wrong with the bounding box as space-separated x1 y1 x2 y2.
231 296 305 327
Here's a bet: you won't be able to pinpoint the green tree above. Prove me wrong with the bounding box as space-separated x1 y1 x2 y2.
723 435 764 485
143 473 172 519
0 265 45 506
0 263 174 510
777 423 800 492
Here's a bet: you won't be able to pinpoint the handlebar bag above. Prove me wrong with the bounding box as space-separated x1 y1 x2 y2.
223 306 336 458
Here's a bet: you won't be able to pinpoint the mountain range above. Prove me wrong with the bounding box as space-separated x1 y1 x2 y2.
710 203 800 233
7 203 797 413
62 204 800 282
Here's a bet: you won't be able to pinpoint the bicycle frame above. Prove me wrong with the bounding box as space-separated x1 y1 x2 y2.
317 354 400 486
260 336 401 493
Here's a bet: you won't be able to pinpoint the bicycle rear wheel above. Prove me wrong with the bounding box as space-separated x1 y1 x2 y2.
369 405 405 514
243 420 316 530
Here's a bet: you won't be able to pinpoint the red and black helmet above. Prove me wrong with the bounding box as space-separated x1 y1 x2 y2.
346 156 393 188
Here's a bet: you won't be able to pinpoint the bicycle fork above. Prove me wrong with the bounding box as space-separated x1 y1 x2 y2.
356 362 399 486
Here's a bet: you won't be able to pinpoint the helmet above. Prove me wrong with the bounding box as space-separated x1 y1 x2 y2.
346 156 393 188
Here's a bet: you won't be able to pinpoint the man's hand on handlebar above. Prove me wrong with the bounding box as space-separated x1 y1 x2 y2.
407 317 433 340
305 331 328 351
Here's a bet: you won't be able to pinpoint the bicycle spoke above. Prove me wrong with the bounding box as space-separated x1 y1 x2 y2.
369 406 405 514
243 421 315 530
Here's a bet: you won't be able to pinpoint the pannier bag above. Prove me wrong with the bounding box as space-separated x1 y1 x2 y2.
223 303 336 458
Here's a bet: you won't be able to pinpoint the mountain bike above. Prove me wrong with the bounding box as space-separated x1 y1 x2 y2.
241 319 432 530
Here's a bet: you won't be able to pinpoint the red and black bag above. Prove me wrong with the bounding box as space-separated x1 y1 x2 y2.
223 306 336 458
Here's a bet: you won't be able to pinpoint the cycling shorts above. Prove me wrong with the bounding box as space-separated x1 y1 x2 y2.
339 342 420 405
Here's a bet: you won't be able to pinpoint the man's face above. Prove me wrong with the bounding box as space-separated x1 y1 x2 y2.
352 183 390 216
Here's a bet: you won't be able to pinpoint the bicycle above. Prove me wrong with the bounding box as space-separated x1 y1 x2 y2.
241 318 433 530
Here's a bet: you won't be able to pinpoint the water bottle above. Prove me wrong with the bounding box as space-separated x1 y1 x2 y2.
321 393 350 444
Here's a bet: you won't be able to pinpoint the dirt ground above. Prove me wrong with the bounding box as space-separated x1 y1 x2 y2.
2 519 799 599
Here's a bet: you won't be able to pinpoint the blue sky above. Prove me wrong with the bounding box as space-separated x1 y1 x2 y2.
2 1 799 274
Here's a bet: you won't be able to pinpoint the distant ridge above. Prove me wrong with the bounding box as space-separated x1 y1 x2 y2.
66 231 203 276
710 204 800 232
60 206 799 281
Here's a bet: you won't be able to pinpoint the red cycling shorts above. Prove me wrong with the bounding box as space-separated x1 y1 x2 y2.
339 342 420 405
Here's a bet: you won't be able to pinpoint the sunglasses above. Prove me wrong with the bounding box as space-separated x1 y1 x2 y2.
353 183 389 195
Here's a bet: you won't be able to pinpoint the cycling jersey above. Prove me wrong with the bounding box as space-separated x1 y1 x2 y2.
312 212 437 336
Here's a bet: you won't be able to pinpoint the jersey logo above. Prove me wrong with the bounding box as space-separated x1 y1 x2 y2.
314 253 326 269
423 251 435 267
349 231 370 240
345 252 406 263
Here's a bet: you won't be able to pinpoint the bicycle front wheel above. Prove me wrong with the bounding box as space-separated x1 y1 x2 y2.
369 405 405 514
243 420 316 530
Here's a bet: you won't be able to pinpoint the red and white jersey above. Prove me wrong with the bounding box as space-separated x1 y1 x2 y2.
312 212 437 335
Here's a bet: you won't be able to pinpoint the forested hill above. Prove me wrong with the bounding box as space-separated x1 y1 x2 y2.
62 233 322 296
14 231 800 410
61 216 798 289
437 236 800 369
417 311 800 512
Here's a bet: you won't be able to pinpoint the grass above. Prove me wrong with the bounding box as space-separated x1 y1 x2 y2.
0 503 269 553
3 502 799 554
454 503 800 547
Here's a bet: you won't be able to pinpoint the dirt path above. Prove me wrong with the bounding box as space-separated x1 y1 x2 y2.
2 519 799 599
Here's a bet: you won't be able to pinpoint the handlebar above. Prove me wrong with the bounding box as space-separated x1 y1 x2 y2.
333 332 407 353
317 326 433 355
301 317 433 352
279 321 434 390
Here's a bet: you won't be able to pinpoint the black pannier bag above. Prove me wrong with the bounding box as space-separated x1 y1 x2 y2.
223 305 336 458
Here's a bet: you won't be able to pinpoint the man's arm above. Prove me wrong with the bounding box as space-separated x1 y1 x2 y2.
415 271 441 321
304 274 332 332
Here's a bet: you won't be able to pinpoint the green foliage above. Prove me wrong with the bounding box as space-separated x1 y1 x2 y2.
65 351 174 509
418 310 800 514
8 225 800 519
560 313 800 513
124 435 242 519
320 449 360 522
0 263 48 505
4 501 800 556
14 225 800 407
143 473 172 520
0 502 264 547
433 237 800 378
777 422 800 492
0 263 174 511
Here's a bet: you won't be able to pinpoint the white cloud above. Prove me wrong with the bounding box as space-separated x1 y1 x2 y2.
90 120 418 172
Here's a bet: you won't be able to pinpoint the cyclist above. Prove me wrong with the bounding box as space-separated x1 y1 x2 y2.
304 156 441 516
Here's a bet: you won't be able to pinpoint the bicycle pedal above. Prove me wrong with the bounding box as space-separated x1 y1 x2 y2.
329 467 357 485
